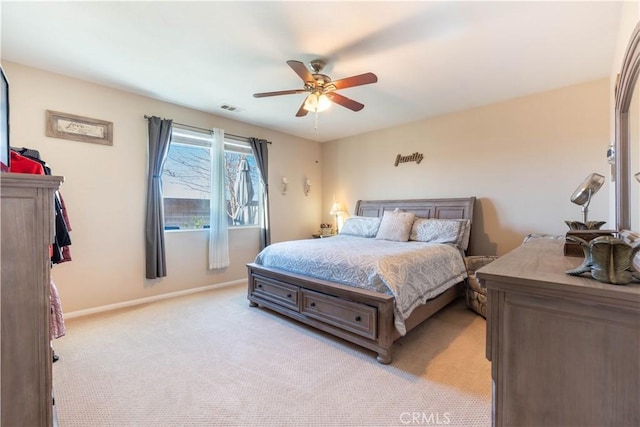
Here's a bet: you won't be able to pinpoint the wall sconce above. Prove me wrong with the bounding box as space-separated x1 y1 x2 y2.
304 179 312 196
607 143 615 165
635 172 640 183
281 177 288 195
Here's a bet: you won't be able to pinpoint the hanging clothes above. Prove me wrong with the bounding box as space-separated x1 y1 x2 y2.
11 148 73 263
51 195 72 264
10 148 70 340
50 279 66 339
9 150 45 174
58 194 73 262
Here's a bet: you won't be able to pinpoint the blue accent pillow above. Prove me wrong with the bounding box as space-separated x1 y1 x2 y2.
339 216 382 238
410 218 471 250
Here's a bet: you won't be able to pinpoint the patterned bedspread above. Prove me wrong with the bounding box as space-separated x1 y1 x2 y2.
254 235 468 335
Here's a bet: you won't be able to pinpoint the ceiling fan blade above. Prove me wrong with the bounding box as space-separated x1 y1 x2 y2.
295 99 309 117
253 89 307 98
287 60 315 84
331 72 378 90
327 92 364 112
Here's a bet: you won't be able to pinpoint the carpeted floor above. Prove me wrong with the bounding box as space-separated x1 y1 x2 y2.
52 284 491 426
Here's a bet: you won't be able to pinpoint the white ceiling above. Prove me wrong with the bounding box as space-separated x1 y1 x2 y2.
1 1 623 142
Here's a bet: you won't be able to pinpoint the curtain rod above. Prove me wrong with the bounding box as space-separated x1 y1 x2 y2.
144 115 271 144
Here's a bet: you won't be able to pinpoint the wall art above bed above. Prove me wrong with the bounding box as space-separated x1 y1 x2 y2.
394 152 424 167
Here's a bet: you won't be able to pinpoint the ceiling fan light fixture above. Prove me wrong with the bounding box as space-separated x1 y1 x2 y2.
303 93 331 113
253 59 377 117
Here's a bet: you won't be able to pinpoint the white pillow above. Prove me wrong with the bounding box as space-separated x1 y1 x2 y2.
339 216 382 238
375 211 415 242
410 218 471 250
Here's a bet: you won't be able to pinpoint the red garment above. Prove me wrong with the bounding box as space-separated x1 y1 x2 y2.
9 151 45 175
9 151 51 255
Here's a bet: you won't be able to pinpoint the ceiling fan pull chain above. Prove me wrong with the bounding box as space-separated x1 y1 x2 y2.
314 110 319 130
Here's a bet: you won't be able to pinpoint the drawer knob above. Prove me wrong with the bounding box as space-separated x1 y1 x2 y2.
355 316 362 322
287 293 292 298
310 302 316 307
257 284 262 288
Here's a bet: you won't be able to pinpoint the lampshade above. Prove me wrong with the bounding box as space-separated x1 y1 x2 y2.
329 201 344 233
570 172 605 223
329 201 344 216
303 92 331 113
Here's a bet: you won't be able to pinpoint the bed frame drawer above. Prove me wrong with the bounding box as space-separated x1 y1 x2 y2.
301 289 377 340
252 275 300 311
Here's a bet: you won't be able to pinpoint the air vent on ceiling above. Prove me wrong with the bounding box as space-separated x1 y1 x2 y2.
219 104 243 113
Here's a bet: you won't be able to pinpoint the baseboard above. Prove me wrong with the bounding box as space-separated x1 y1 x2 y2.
64 279 246 319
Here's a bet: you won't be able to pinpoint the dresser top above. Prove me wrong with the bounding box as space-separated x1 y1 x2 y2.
477 238 640 304
1 172 64 189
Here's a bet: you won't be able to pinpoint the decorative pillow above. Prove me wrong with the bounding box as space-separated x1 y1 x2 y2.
339 216 382 238
375 211 415 242
458 219 472 251
410 218 471 250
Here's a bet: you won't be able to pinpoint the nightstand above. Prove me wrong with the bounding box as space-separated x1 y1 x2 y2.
312 233 336 238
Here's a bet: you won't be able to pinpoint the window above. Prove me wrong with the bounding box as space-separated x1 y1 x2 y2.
162 126 262 230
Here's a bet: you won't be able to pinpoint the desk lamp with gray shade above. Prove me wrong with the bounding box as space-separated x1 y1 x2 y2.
565 172 606 230
565 171 640 284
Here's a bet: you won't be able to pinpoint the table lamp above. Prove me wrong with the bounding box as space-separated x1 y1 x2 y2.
329 201 345 234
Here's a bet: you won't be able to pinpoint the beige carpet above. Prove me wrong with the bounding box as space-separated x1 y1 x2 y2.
53 284 491 426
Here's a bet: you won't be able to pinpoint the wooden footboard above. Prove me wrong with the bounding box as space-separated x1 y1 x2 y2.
247 263 463 364
247 262 396 363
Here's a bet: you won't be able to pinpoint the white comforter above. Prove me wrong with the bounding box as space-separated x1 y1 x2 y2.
254 235 467 335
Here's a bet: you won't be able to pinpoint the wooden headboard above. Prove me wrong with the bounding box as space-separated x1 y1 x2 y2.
355 197 476 254
355 197 475 222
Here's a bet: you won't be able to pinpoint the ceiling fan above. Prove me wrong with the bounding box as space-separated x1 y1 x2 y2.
253 59 378 117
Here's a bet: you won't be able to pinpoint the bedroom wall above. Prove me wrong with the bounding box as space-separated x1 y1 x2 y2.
3 61 322 313
321 78 611 256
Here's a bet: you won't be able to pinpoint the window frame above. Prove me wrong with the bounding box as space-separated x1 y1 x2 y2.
162 126 262 232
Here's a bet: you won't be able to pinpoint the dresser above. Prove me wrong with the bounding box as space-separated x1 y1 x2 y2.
477 238 640 427
1 173 63 426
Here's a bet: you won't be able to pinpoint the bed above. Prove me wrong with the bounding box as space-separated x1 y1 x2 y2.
246 197 475 364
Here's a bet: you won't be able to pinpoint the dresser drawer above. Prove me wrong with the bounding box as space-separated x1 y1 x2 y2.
301 289 377 340
252 275 300 311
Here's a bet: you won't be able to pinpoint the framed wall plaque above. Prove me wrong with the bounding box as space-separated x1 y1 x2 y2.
46 110 113 145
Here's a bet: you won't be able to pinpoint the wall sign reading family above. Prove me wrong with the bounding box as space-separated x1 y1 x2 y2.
46 110 113 145
394 152 424 167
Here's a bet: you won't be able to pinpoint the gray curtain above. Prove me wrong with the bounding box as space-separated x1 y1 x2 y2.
145 116 173 279
249 137 270 249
